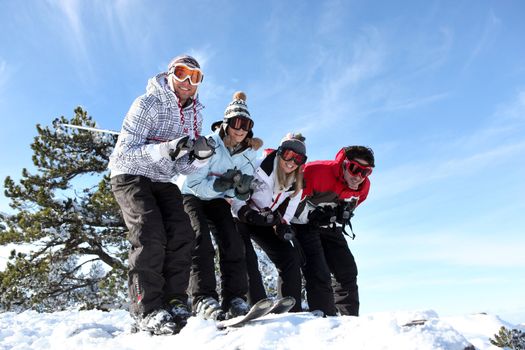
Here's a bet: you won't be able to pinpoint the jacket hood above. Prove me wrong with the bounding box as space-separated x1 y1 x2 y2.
333 147 347 179
145 73 204 111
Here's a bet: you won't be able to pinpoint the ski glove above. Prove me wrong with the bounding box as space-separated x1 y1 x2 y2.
238 205 278 226
335 198 358 224
158 135 194 161
189 136 216 161
234 174 254 200
308 205 337 226
213 169 242 192
275 223 295 241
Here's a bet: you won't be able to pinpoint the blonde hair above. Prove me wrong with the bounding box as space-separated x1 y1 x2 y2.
275 158 304 197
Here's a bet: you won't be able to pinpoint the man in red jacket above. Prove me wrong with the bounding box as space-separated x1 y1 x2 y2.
292 145 375 316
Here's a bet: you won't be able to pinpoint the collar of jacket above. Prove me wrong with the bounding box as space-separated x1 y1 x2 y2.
260 150 277 176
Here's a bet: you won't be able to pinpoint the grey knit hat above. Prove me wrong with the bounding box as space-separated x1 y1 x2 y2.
168 54 201 72
224 91 251 121
280 133 306 155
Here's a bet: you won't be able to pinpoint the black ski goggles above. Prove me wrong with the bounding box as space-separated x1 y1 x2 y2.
226 116 254 131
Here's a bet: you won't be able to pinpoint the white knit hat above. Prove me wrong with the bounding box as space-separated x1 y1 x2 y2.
224 91 251 121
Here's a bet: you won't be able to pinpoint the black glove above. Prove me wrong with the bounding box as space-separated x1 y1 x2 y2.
335 198 358 224
189 136 216 160
213 169 242 192
307 205 337 226
238 205 276 226
275 223 295 241
234 174 254 200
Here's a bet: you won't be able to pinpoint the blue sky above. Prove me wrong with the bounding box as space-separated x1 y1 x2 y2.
1 1 524 322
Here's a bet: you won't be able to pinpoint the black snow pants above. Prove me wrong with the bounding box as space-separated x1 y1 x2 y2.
111 174 195 318
239 225 268 304
294 224 359 316
183 195 248 310
237 221 303 312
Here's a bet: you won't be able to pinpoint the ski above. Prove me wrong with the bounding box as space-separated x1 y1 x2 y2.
216 298 274 329
267 296 296 314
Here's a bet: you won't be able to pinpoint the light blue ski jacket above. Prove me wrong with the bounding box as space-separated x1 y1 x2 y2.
180 130 261 200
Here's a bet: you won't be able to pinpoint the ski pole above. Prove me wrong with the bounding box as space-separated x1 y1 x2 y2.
59 123 169 142
59 123 121 135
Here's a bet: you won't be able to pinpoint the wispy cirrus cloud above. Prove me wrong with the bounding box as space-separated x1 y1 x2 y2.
0 59 11 103
360 226 525 269
45 0 94 82
373 139 525 200
493 88 525 122
462 10 501 72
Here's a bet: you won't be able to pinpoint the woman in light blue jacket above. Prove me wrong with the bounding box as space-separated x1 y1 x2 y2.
181 92 263 320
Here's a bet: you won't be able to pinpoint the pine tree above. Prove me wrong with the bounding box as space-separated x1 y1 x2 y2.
490 326 525 349
0 107 127 312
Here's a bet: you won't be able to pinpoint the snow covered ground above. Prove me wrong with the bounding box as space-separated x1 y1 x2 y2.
1 308 523 350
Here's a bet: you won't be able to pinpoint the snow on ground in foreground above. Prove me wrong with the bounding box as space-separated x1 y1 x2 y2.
0 308 523 350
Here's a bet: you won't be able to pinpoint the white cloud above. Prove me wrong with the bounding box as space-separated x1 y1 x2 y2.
359 228 525 269
373 140 525 200
493 88 525 122
0 59 8 90
462 10 501 72
0 59 11 104
46 0 94 81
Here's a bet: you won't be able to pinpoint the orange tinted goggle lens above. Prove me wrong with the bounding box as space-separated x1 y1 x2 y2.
227 117 253 131
172 64 203 85
346 160 372 177
280 149 307 165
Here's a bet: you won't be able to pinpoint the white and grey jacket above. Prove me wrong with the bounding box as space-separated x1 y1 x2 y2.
108 73 204 182
231 151 302 224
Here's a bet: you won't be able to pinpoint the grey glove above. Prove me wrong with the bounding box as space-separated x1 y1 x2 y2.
189 136 216 160
213 169 242 192
234 174 254 200
158 135 194 161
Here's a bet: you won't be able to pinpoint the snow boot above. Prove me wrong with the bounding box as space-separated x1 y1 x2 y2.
168 299 192 330
194 296 226 321
227 297 250 319
133 308 177 335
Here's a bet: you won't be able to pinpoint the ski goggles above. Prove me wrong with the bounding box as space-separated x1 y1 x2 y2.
226 116 254 131
344 159 373 177
169 63 204 86
279 148 307 165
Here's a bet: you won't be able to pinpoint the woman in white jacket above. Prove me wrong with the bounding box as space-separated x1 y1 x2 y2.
231 133 307 312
